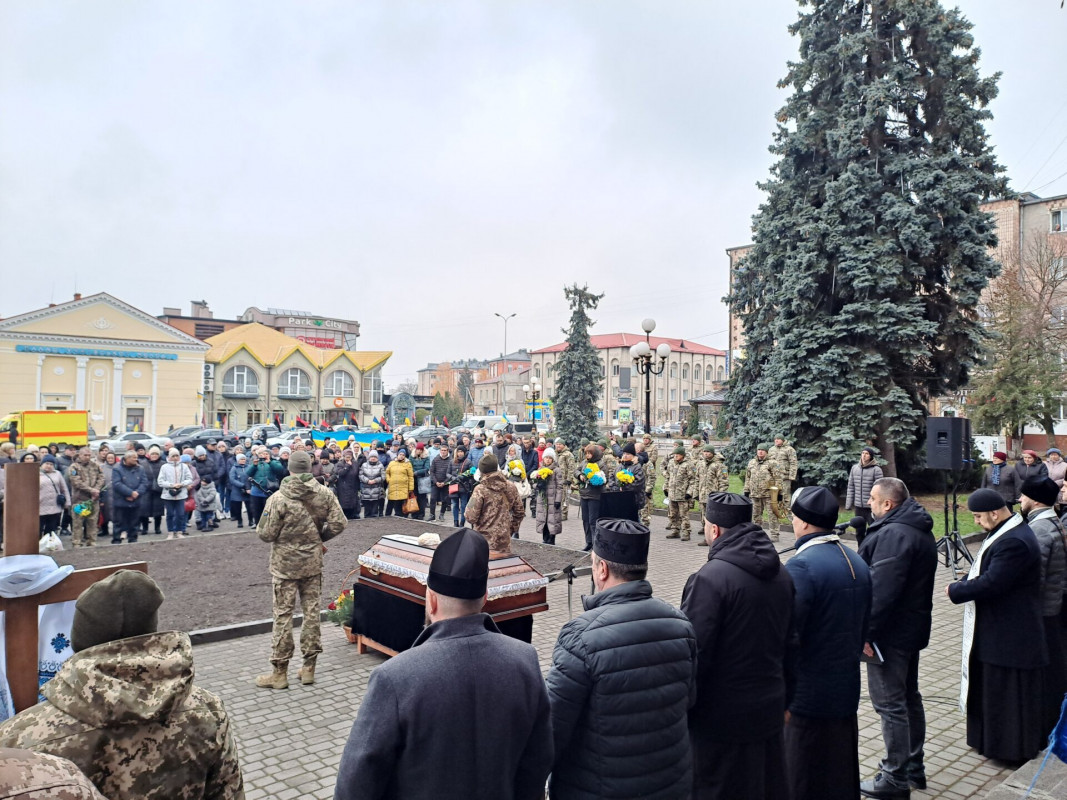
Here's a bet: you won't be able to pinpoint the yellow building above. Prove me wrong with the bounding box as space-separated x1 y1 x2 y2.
203 324 391 429
0 293 207 435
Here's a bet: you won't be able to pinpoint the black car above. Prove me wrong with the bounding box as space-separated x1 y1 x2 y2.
409 426 453 444
237 425 282 443
173 428 239 451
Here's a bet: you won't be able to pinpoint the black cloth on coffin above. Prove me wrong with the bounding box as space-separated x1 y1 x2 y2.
598 490 638 522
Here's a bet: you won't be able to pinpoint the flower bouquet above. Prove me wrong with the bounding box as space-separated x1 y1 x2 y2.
531 466 554 493
616 469 635 485
507 459 527 481
327 588 353 626
583 463 606 487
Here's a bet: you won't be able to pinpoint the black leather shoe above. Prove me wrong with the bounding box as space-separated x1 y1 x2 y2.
860 773 910 799
908 773 927 791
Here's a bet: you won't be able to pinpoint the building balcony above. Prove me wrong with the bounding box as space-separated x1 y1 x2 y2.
276 390 313 400
221 389 260 399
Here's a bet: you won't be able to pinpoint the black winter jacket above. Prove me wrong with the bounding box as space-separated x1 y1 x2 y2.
331 460 361 510
547 580 696 800
784 533 871 718
520 446 539 477
194 456 217 485
981 464 1021 505
858 497 938 653
429 454 455 485
681 522 794 743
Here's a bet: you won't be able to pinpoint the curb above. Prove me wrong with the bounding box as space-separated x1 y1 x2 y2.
190 610 330 646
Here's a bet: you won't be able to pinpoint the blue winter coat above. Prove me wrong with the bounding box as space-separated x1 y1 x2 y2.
784 533 871 718
111 462 148 509
229 463 251 496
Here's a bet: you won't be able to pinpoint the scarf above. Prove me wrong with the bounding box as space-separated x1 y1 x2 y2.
959 512 1025 712
991 463 1001 486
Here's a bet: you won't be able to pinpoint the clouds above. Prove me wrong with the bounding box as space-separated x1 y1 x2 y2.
1 1 1064 387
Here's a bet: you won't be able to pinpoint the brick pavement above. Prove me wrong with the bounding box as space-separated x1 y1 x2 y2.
190 507 1016 799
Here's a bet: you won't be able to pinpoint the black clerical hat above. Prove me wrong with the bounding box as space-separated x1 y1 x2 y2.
593 518 650 565
428 528 489 600
791 486 839 530
967 488 1008 513
704 492 752 528
1021 477 1059 507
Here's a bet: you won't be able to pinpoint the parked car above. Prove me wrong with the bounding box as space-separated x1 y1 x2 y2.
91 431 169 452
610 425 645 438
266 429 314 448
650 425 669 437
238 425 281 443
406 426 452 444
172 428 239 451
166 425 204 440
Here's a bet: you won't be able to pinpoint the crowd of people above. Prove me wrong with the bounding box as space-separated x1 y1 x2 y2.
3 429 1067 800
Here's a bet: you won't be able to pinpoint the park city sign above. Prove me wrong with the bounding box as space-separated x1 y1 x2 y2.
287 317 343 330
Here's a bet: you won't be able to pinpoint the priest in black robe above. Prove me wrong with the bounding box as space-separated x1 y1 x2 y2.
947 488 1048 765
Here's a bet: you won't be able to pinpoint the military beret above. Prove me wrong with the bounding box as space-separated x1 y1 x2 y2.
967 488 1007 513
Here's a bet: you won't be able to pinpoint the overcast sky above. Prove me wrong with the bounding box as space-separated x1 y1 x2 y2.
2 1 1065 389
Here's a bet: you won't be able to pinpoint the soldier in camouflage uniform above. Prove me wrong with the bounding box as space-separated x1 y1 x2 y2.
0 749 107 799
768 435 798 514
0 570 244 800
694 446 729 546
639 434 660 527
256 450 347 689
67 448 104 547
664 445 696 541
744 443 782 541
687 436 703 465
554 438 576 521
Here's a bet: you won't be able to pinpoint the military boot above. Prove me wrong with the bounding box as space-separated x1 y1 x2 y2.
255 667 289 689
299 662 316 685
665 530 680 539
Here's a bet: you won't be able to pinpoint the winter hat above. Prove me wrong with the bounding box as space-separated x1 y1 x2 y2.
702 444 716 454
194 445 207 457
672 445 686 456
415 442 425 450
967 489 1007 513
554 437 565 446
704 492 753 528
168 448 180 458
180 454 192 463
791 487 839 531
478 453 498 474
1048 448 1062 457
992 451 1008 461
1023 449 1040 459
622 442 637 457
428 528 489 599
288 451 313 474
1021 477 1060 507
236 453 247 463
542 448 557 463
862 446 879 459
41 454 57 465
397 448 408 457
756 442 771 452
279 446 291 456
71 570 164 652
368 451 379 460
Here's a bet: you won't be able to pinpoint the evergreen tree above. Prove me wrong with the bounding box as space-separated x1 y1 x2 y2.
727 0 1005 485
457 365 475 413
553 284 604 448
431 391 463 427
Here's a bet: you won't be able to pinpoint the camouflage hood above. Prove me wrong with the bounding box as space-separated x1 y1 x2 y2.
43 631 194 727
279 472 318 499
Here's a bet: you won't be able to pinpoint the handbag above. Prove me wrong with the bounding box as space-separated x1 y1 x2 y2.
402 494 420 515
448 483 459 496
184 496 196 513
417 475 432 495
47 475 68 508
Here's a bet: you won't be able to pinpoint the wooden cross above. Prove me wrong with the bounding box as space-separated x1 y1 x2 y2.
0 462 147 713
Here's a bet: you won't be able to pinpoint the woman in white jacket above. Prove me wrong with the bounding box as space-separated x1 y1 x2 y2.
157 448 194 539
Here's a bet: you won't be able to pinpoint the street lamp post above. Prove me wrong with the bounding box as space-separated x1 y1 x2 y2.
522 380 542 423
494 312 516 368
629 318 671 435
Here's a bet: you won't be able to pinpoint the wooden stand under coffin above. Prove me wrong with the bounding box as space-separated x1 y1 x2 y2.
353 535 549 657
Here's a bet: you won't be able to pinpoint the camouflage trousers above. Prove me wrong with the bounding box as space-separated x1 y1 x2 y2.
779 479 793 514
751 496 778 539
668 500 691 539
639 493 653 527
561 485 570 521
271 574 322 669
71 512 97 546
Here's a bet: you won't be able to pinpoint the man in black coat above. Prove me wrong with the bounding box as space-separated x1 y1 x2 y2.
947 488 1048 765
783 487 871 800
428 444 453 521
334 529 552 800
546 518 697 800
858 477 938 799
681 492 794 800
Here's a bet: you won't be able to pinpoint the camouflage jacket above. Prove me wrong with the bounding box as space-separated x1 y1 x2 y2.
464 471 524 554
744 456 780 498
0 748 107 799
600 452 620 482
664 457 696 502
768 443 798 481
258 473 347 579
643 445 659 492
0 631 243 800
696 456 729 500
556 448 576 490
67 460 105 503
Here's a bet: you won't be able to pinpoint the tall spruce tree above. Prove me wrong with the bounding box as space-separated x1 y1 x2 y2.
553 284 604 448
727 0 1005 485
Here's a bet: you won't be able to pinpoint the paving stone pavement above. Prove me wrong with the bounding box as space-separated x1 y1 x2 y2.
191 508 1016 800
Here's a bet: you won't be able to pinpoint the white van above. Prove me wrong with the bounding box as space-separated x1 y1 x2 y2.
460 416 505 434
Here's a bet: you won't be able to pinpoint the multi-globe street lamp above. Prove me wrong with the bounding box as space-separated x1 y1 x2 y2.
522 380 542 423
629 318 671 434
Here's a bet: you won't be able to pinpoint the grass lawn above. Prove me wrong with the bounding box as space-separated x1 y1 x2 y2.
646 468 982 537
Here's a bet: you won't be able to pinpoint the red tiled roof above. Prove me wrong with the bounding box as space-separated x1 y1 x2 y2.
531 333 724 356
